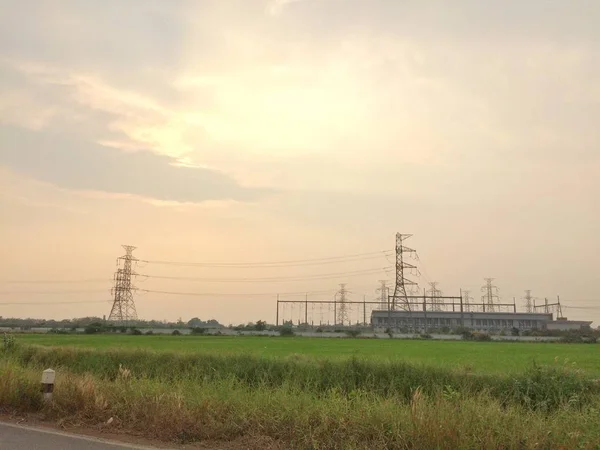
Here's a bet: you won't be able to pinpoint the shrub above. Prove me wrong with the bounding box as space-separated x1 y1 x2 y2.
172 330 181 336
145 331 154 336
473 331 492 342
190 328 206 335
2 333 16 352
460 330 474 340
84 322 104 334
345 329 361 338
130 328 143 335
279 327 295 337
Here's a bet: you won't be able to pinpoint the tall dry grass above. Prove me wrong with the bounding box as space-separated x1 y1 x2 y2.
8 344 598 412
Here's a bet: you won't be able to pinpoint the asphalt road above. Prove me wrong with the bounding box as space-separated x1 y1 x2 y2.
0 422 166 450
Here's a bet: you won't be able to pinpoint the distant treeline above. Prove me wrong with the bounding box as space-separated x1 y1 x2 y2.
0 316 222 330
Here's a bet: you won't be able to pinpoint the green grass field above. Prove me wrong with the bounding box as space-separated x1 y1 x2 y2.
16 334 600 375
4 334 600 448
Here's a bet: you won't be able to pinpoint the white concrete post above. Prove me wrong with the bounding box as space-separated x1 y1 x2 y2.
41 369 55 401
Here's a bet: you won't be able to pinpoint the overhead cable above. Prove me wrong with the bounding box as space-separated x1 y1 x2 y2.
138 250 393 268
136 266 392 283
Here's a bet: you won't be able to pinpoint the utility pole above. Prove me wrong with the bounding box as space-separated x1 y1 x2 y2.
304 293 308 325
391 233 418 311
336 283 349 326
524 290 533 313
462 289 473 312
108 245 139 326
377 280 389 310
426 282 443 311
481 278 500 312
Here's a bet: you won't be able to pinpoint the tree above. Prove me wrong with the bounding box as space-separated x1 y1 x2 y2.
255 320 267 331
187 317 203 327
84 322 104 334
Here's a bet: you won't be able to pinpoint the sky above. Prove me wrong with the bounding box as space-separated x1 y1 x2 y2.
0 0 598 326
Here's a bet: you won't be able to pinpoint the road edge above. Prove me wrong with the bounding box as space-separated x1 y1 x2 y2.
0 421 169 449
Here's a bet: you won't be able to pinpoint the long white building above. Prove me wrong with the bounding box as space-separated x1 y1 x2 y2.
371 310 592 332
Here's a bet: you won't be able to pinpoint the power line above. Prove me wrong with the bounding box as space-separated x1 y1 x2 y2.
2 279 111 284
137 288 337 297
0 289 108 295
139 250 393 268
3 266 392 285
0 300 108 306
136 266 392 283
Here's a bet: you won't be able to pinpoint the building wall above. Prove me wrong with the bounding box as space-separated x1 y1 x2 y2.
546 321 592 331
371 311 553 331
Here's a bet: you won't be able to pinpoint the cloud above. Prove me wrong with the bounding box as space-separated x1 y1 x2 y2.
0 125 269 203
266 0 305 16
0 59 201 163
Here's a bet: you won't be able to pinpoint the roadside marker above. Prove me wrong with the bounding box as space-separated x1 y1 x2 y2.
41 369 55 401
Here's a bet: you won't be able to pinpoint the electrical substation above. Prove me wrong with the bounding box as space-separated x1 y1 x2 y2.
108 233 592 332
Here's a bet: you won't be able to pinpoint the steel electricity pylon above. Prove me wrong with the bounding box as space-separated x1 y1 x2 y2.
108 245 138 325
391 233 418 311
481 278 500 312
335 283 349 326
377 280 389 309
427 282 444 311
524 290 533 313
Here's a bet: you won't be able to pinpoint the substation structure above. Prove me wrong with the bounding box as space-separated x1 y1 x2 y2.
274 294 473 330
376 295 546 332
274 232 592 332
275 294 582 332
276 297 384 328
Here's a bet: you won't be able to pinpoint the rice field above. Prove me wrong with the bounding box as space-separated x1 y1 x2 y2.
3 334 600 448
16 334 600 375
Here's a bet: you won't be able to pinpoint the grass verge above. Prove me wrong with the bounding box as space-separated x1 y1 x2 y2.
8 344 599 412
2 344 600 448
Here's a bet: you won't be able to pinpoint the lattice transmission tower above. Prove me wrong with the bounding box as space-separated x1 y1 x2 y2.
481 278 500 312
335 283 349 326
523 290 533 313
427 282 443 311
377 280 389 309
462 290 473 312
391 233 418 311
108 245 139 325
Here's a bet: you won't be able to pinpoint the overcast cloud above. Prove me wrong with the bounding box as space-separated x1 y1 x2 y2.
0 0 598 324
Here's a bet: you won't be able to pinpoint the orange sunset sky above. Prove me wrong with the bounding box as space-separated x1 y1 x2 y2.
0 0 598 325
